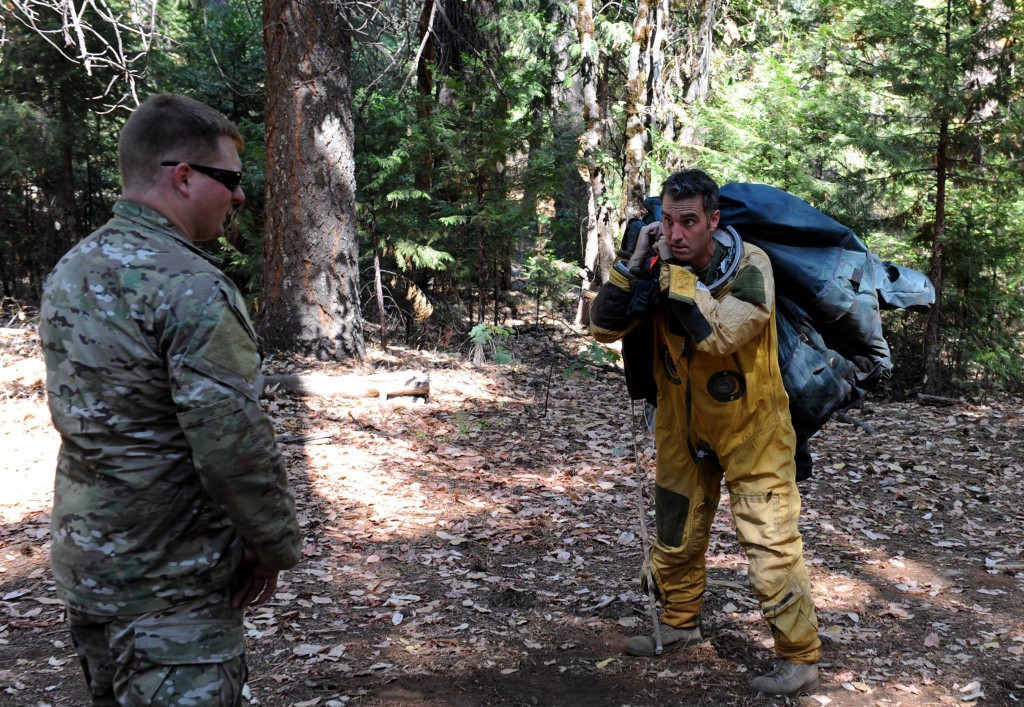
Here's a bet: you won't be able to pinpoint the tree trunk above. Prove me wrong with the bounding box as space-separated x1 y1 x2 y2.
261 0 365 360
522 0 578 245
622 0 655 219
373 248 388 350
666 0 717 166
921 112 947 394
575 0 617 326
266 370 430 399
548 2 587 257
921 1 952 394
416 0 436 203
476 174 487 323
58 85 78 251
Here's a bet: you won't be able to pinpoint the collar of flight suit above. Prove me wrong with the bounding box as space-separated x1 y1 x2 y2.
112 200 225 267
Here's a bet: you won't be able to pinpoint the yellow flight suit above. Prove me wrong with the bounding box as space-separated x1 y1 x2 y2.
591 238 820 664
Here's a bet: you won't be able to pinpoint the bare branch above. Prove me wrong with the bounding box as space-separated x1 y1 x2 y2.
3 0 164 109
399 0 437 95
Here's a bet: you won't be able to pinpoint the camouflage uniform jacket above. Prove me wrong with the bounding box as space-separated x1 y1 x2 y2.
40 200 302 616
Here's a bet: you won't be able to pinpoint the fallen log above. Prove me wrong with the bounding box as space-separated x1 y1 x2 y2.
835 412 878 435
916 393 960 407
264 370 429 399
0 327 36 337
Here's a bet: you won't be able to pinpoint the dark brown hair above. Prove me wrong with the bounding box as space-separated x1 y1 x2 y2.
118 93 242 188
661 169 720 224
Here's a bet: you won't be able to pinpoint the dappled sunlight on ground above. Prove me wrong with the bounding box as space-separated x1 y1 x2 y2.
0 397 58 525
1 329 1022 705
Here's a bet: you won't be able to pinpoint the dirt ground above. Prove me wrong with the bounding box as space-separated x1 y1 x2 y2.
1 325 1022 706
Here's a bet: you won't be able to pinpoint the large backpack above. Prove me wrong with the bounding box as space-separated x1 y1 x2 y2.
619 183 934 479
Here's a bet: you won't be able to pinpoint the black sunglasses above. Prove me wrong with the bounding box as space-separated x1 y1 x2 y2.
161 161 243 191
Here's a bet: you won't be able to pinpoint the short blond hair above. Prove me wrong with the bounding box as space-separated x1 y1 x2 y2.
118 93 243 188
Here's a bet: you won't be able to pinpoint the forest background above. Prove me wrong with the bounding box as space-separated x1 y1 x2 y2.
1 0 1023 397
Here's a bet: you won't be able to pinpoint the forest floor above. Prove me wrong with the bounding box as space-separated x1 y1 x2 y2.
1 323 1023 707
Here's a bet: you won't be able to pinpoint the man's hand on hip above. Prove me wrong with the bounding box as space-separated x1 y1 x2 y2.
232 544 280 609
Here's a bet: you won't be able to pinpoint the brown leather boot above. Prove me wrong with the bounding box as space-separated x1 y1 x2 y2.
750 660 820 697
623 623 703 657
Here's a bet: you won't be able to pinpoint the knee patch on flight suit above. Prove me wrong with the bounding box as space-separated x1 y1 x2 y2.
654 485 717 557
646 485 719 628
655 485 690 547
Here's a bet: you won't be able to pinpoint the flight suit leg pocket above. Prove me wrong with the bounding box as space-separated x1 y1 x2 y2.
126 619 246 706
731 489 801 598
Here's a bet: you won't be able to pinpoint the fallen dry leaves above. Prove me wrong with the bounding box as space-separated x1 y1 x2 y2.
1 326 1022 706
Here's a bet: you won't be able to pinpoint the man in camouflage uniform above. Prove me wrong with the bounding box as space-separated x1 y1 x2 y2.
39 93 302 706
590 169 820 697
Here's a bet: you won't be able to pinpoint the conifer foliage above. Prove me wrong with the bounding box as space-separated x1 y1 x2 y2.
2 0 1023 393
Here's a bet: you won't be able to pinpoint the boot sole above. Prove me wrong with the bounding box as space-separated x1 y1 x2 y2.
624 636 703 658
750 676 820 698
624 640 683 657
791 676 820 696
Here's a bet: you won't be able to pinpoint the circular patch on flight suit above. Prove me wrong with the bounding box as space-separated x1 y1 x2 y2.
660 346 681 385
708 370 745 402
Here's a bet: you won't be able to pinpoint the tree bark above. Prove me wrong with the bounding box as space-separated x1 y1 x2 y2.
666 0 717 166
575 0 616 326
373 248 388 350
476 174 487 323
921 1 951 394
921 115 948 394
548 2 587 257
415 0 436 203
58 84 78 251
622 0 655 220
522 0 580 280
261 0 365 360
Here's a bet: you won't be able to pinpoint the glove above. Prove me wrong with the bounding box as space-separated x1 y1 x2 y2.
666 263 699 304
628 277 661 318
631 253 661 281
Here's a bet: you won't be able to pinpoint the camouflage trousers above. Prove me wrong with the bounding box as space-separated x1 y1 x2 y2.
66 591 248 706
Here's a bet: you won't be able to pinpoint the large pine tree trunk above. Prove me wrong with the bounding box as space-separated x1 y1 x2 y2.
261 0 365 359
548 1 587 250
523 0 576 242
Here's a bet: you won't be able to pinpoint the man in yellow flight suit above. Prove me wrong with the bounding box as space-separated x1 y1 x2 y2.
590 169 821 697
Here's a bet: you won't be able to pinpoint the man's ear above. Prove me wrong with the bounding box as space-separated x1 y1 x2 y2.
708 209 720 231
168 163 192 196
